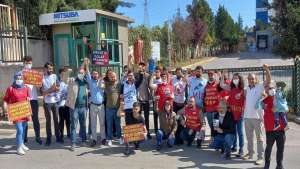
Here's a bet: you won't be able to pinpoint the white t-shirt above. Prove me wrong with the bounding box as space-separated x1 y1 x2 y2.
173 76 187 104
244 83 265 119
26 84 38 100
42 74 59 104
188 76 207 108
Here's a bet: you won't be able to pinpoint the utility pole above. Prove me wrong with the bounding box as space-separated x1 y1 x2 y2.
143 0 150 28
167 20 172 66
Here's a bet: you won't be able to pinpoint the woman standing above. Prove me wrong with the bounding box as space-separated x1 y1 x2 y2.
3 72 30 155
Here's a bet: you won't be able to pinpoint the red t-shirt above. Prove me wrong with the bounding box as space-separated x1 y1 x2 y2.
3 86 30 122
204 81 220 112
156 83 174 112
263 96 285 132
219 79 231 102
184 106 202 131
228 88 245 121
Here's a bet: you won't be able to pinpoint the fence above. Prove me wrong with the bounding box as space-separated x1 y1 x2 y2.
0 27 28 62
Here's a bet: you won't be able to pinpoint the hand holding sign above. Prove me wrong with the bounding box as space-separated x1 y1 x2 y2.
23 70 43 86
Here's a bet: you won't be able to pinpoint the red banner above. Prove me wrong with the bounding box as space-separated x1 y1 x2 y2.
23 70 43 86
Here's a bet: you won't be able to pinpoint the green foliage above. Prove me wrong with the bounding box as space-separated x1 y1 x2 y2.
270 0 300 57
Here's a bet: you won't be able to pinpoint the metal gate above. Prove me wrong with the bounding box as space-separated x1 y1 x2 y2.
0 27 28 62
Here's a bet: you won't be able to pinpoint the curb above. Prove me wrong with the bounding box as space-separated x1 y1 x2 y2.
287 113 300 125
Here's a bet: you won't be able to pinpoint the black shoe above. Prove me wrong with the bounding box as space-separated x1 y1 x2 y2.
24 138 28 144
222 153 231 160
231 147 237 153
220 148 224 154
156 145 162 151
36 138 43 145
167 143 173 148
90 140 97 147
70 144 76 152
134 143 140 150
45 140 51 146
147 133 152 140
196 140 202 149
124 147 130 156
101 139 106 145
187 141 192 147
56 138 64 144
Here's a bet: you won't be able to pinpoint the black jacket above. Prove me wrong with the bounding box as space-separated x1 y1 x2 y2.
212 111 236 136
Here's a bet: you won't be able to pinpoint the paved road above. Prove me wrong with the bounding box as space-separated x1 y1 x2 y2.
1 119 300 169
201 52 293 69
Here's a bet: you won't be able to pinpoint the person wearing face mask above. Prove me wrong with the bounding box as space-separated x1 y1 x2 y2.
204 70 222 144
66 67 88 151
22 56 42 145
42 62 61 146
258 83 286 169
83 58 106 147
178 97 203 148
150 72 174 114
156 99 177 150
210 100 236 160
3 72 31 155
134 62 152 139
220 72 245 157
242 64 271 166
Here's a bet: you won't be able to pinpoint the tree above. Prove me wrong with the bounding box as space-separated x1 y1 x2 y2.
270 0 300 57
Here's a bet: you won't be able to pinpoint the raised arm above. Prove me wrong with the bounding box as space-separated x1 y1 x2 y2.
263 64 271 85
149 74 158 90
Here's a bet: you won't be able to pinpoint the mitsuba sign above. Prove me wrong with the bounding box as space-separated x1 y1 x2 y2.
54 11 79 23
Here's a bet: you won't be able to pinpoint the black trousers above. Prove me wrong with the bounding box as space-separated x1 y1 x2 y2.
140 101 150 134
173 102 185 145
43 103 61 141
58 106 70 139
264 131 285 169
24 100 41 141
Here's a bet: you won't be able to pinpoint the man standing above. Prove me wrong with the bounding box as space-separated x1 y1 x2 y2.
83 59 106 147
66 67 88 151
42 62 61 146
22 56 42 145
243 64 271 165
135 62 152 139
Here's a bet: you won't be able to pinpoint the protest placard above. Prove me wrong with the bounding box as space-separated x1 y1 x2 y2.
123 123 145 142
91 50 109 66
7 101 32 122
23 70 43 86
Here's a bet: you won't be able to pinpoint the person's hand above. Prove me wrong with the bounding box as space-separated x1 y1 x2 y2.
216 128 223 133
169 132 175 139
83 58 90 66
188 129 194 135
263 64 269 70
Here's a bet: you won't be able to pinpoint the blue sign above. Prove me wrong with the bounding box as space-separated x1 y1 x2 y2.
53 11 79 23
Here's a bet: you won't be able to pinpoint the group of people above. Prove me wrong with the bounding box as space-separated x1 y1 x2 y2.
2 56 289 169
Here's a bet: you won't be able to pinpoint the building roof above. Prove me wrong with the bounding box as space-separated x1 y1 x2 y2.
96 9 134 23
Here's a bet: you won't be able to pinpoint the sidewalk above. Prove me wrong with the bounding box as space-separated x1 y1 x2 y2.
171 57 217 71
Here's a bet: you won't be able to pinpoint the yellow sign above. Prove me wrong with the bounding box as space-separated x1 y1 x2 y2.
23 70 43 86
123 123 145 142
7 101 32 122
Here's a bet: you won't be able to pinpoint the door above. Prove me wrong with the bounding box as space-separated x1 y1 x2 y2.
53 34 74 72
74 39 88 67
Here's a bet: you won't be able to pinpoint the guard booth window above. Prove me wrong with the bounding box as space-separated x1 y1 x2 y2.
99 16 119 63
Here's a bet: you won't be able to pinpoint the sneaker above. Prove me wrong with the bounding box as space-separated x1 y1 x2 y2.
124 147 130 156
45 140 51 146
221 153 231 160
36 138 43 145
284 125 290 131
101 139 107 145
21 144 29 151
243 154 253 160
70 144 76 151
255 159 264 165
107 140 113 147
156 144 162 151
231 147 237 153
117 138 124 145
236 150 244 157
24 138 28 144
196 140 202 149
134 143 140 150
90 140 97 147
17 147 26 155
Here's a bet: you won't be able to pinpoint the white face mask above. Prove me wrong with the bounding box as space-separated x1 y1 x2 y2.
16 79 23 85
25 64 32 69
268 89 276 96
77 74 84 80
219 113 225 117
233 79 239 86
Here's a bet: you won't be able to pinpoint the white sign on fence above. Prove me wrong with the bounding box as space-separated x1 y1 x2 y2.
151 41 160 61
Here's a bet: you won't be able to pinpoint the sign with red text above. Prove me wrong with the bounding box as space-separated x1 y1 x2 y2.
92 50 109 66
123 124 145 142
7 101 32 122
23 70 43 86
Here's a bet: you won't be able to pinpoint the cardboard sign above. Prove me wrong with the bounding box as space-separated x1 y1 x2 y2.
7 101 32 122
123 123 145 142
23 70 43 86
92 50 109 66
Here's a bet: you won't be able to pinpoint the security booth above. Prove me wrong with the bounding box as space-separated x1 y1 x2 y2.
39 9 134 77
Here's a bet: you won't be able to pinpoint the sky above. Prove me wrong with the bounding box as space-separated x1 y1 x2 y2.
117 0 256 28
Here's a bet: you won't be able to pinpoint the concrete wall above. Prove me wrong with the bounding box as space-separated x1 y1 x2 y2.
0 64 23 94
28 39 52 67
53 24 72 34
118 20 129 66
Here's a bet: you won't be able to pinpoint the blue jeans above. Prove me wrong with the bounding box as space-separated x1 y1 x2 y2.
180 128 196 144
211 134 235 154
206 112 217 137
106 108 121 140
156 129 175 146
274 112 288 127
70 107 87 144
233 118 244 151
16 122 27 147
